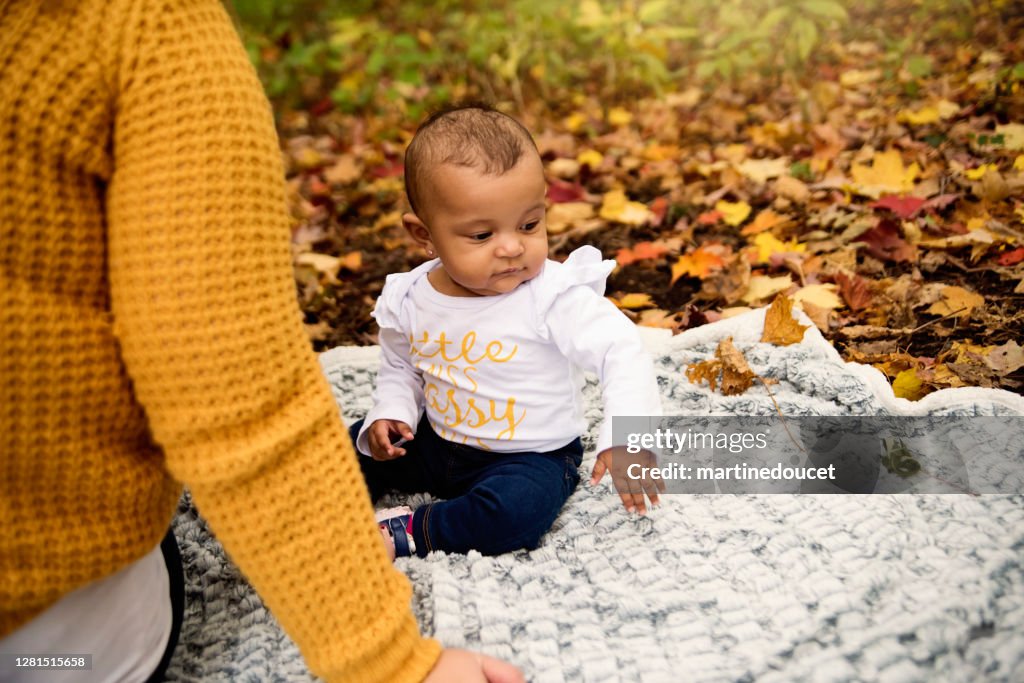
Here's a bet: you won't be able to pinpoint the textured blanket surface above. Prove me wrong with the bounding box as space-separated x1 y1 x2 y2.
166 309 1024 682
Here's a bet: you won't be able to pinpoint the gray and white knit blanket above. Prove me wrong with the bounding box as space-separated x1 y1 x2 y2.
166 309 1024 682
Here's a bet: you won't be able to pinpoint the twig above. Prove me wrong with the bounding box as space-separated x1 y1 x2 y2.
900 306 968 336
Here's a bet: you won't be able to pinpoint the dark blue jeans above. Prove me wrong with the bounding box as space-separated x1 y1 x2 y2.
349 415 583 557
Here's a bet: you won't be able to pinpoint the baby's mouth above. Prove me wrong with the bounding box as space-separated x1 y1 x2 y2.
496 266 522 276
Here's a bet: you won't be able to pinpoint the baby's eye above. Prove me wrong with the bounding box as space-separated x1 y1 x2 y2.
520 221 541 232
469 232 492 242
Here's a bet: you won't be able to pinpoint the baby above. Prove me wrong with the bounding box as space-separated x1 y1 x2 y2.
350 104 663 560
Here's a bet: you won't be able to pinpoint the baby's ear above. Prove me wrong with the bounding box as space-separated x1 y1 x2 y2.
402 212 431 246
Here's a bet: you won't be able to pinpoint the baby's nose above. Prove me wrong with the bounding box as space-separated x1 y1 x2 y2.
495 235 525 257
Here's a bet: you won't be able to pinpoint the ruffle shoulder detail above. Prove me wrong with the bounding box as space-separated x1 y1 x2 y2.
370 258 439 331
530 245 615 319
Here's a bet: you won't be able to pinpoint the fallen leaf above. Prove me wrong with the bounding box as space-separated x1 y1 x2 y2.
840 68 882 87
927 285 984 318
616 240 669 266
774 175 811 203
835 272 873 312
742 274 793 304
761 294 810 346
856 220 917 263
637 308 678 329
577 149 604 168
671 246 726 283
741 209 789 236
547 179 586 203
996 123 1024 151
1014 155 1024 171
850 149 920 198
611 293 656 310
601 189 655 226
697 210 723 225
715 199 752 226
965 163 998 180
323 154 363 185
607 107 633 127
685 337 757 396
871 196 925 220
547 201 594 234
751 232 807 263
736 157 789 185
985 341 1024 374
997 247 1024 266
799 300 832 332
892 368 928 400
793 284 842 310
547 158 581 179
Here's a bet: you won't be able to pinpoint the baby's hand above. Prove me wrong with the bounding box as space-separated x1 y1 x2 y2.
367 419 415 461
590 446 665 515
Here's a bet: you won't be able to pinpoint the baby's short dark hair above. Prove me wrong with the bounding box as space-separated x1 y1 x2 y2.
404 103 539 218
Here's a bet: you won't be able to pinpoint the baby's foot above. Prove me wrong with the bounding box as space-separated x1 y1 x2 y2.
375 506 416 561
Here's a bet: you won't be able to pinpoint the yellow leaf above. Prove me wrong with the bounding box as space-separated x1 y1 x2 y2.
996 123 1024 151
761 295 810 346
564 112 587 133
918 228 998 249
715 200 752 227
839 69 882 88
927 285 985 318
607 107 632 127
792 284 842 310
638 308 678 329
295 252 339 275
612 293 656 310
965 164 999 180
1014 155 1024 171
546 201 594 234
671 247 726 283
850 149 920 198
577 149 604 168
751 232 806 263
741 209 789 236
892 369 927 400
741 274 793 304
599 189 654 226
898 106 941 125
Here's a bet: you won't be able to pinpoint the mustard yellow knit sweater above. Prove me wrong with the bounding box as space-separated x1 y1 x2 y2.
0 1 440 680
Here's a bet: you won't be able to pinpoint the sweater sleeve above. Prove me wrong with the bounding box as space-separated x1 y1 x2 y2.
356 326 426 455
105 1 439 681
545 287 663 453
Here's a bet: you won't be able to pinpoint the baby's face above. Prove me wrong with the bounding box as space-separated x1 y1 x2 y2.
419 153 548 297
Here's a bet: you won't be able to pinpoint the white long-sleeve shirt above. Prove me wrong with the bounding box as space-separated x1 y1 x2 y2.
356 246 662 455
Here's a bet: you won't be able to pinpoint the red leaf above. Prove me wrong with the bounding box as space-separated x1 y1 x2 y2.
370 160 404 178
998 247 1024 266
547 179 586 203
856 219 917 263
835 272 872 312
871 196 925 220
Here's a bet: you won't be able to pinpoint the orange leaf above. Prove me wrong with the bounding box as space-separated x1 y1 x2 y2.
697 210 723 225
740 209 788 236
685 337 757 396
761 294 810 346
616 241 669 266
671 246 726 283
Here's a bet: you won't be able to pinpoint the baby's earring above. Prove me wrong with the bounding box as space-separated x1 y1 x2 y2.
426 248 435 256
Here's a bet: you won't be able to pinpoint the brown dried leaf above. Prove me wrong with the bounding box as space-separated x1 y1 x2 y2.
761 295 810 346
685 337 757 396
